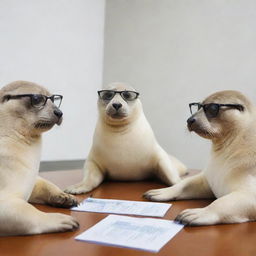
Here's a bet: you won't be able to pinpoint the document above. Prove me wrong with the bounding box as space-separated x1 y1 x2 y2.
71 197 171 217
75 215 184 253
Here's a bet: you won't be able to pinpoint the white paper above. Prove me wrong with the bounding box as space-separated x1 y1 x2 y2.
71 197 171 217
75 215 184 252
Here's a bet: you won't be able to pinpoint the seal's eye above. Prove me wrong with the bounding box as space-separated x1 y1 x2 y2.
31 94 46 107
121 91 138 101
100 91 115 101
204 103 220 118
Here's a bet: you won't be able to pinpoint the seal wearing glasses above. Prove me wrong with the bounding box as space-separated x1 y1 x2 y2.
0 81 79 236
65 82 187 195
144 90 256 226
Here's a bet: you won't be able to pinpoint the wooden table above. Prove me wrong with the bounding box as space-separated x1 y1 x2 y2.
0 169 255 256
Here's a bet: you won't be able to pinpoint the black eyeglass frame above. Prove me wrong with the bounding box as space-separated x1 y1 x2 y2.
3 94 63 108
97 90 140 101
189 102 244 118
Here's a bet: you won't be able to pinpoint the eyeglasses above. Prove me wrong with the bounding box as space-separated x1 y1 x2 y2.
98 90 139 101
189 102 244 118
3 94 63 108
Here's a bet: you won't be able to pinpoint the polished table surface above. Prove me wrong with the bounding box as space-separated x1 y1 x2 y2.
1 169 255 256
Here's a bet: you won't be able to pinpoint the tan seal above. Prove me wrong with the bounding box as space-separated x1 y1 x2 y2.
0 81 79 236
145 90 256 226
65 82 187 195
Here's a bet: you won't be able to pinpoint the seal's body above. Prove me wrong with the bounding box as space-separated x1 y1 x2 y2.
65 83 186 194
0 81 79 236
0 135 41 200
145 90 256 226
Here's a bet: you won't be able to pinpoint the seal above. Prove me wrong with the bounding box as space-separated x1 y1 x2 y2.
0 81 79 236
144 90 256 226
65 82 187 195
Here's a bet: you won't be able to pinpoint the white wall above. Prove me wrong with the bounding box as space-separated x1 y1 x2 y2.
0 0 105 161
103 0 256 169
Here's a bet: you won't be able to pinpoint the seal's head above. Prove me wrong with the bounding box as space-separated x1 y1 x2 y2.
186 90 253 141
98 82 141 125
0 81 63 137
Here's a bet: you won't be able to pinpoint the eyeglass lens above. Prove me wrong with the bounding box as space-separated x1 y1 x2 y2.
203 104 220 118
52 95 62 108
190 104 201 115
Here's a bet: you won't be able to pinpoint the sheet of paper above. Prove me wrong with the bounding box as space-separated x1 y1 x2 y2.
71 197 171 217
75 215 184 253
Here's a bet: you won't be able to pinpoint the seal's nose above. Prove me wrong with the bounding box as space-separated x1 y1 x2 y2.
112 103 122 110
54 109 63 118
187 116 196 127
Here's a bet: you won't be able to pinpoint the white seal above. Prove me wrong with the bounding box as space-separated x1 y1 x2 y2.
0 81 79 236
145 90 256 226
65 82 187 194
